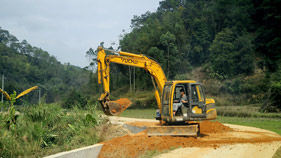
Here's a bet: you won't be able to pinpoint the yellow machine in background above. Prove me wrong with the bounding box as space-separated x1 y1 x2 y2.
97 47 216 136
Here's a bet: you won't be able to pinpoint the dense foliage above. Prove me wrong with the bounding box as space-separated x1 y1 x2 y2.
120 0 258 81
62 89 88 109
88 0 281 111
0 28 90 104
0 104 101 157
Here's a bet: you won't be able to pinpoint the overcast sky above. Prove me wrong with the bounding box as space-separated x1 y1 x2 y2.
0 0 160 67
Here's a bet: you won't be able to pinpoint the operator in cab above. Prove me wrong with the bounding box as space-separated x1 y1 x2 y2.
173 89 188 116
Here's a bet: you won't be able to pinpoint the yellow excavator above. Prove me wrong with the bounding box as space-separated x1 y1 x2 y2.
97 47 217 136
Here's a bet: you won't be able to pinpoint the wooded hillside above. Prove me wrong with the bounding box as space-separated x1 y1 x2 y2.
0 28 90 104
88 0 281 111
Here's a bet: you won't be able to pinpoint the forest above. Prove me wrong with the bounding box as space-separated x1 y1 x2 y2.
0 28 90 104
87 0 281 112
1 0 281 112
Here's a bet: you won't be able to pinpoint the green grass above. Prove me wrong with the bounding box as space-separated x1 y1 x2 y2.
120 108 156 119
138 147 177 158
216 116 281 135
216 106 281 119
0 103 104 158
273 146 281 158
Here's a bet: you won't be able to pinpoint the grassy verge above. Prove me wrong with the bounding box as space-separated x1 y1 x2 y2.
216 105 281 119
273 146 281 158
216 116 281 135
138 147 177 158
0 103 104 158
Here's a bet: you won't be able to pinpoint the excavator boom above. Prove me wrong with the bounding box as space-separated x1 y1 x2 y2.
97 47 166 115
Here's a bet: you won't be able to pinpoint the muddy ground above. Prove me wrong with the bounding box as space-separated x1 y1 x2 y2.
98 117 281 158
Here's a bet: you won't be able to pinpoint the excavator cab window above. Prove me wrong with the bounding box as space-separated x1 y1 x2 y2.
163 85 172 105
173 85 185 102
173 84 189 105
191 85 199 102
190 84 206 115
162 85 172 116
190 84 205 103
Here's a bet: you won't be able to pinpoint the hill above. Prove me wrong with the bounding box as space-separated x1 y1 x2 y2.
0 27 90 104
88 0 281 111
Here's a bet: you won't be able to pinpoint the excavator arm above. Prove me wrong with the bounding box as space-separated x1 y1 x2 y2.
97 47 167 115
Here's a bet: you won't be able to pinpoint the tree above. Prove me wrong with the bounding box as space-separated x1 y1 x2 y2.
86 48 97 71
160 31 176 78
209 28 254 79
253 0 281 72
209 28 236 79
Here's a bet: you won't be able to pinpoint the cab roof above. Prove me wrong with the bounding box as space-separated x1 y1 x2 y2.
165 80 197 85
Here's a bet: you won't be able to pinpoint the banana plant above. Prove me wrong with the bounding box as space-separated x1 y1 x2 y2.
0 86 38 130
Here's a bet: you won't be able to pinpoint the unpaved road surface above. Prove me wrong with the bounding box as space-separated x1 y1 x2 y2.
98 117 281 158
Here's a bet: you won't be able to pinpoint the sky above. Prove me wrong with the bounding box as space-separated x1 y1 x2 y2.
0 0 160 67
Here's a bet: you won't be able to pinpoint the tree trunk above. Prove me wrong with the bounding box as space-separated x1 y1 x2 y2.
129 66 132 92
133 67 136 92
167 46 170 79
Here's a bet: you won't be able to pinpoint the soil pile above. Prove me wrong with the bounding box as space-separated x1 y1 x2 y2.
127 120 232 134
200 121 232 134
98 123 131 142
98 121 281 158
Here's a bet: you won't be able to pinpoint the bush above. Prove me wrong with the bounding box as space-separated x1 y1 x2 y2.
62 90 88 109
0 103 102 157
209 29 254 79
269 70 281 110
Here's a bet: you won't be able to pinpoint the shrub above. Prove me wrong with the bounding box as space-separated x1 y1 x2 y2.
62 90 88 109
0 103 102 157
269 70 281 110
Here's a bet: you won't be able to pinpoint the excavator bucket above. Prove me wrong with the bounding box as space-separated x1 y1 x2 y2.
146 124 199 136
107 98 132 116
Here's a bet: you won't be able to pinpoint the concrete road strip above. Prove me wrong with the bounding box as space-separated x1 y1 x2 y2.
44 144 103 158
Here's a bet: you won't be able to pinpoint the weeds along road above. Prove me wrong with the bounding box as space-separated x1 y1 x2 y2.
97 116 281 158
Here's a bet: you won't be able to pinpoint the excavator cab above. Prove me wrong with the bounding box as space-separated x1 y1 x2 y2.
159 81 216 123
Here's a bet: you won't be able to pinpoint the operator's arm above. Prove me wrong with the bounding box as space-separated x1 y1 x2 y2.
181 95 188 103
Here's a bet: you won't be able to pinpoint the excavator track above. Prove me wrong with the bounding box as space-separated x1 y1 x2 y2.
146 124 199 136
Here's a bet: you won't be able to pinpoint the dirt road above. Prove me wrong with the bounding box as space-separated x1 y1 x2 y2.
98 117 281 158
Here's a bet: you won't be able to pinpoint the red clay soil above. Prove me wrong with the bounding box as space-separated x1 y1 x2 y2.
127 121 232 134
114 98 132 109
200 121 232 134
98 121 281 158
111 98 132 114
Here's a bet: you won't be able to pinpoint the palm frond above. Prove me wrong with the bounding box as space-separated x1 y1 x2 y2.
16 86 38 99
0 88 11 101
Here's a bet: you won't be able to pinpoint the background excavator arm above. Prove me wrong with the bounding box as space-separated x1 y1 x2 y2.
97 47 167 115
